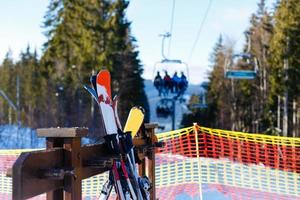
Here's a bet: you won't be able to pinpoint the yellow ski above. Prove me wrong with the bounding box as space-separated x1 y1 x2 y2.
124 107 145 138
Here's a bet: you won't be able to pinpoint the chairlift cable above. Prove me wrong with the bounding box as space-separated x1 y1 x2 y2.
167 0 176 57
188 0 213 62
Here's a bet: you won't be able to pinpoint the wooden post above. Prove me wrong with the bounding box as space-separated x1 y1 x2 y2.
145 123 158 200
46 138 64 200
38 128 88 200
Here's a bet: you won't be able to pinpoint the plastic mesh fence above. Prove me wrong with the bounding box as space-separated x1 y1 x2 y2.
155 125 300 199
1 125 300 199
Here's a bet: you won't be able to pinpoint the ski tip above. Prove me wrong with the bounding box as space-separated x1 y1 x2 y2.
113 95 118 101
132 106 145 114
96 69 112 99
90 74 97 84
83 84 96 92
83 84 90 90
100 69 110 73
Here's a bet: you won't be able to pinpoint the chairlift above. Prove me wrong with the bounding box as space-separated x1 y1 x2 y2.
224 53 258 80
153 59 189 78
224 31 259 80
153 32 189 97
156 98 174 118
153 59 189 97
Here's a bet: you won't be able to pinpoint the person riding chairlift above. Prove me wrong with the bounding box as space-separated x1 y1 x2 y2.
172 72 180 93
178 71 188 95
154 71 163 96
163 71 172 96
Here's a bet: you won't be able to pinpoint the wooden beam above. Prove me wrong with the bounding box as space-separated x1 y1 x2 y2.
81 143 113 179
144 123 158 130
64 138 81 200
37 127 88 138
12 125 159 200
13 149 64 200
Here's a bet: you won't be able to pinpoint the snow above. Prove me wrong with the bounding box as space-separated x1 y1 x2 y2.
0 125 45 149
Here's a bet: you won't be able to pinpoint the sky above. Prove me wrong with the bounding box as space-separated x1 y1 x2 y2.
0 0 276 84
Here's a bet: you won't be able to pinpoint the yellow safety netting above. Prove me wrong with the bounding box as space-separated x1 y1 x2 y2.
1 125 300 200
155 125 300 199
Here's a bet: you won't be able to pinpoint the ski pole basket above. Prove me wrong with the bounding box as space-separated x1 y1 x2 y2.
7 123 161 200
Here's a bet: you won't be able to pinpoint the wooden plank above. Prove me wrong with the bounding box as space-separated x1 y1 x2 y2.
133 138 147 147
13 149 64 200
46 138 64 200
144 123 158 129
37 127 88 138
138 158 146 177
145 124 157 200
47 189 63 200
64 138 82 200
81 143 113 179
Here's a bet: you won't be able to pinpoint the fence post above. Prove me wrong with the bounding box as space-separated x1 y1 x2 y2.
145 123 158 200
46 137 64 200
38 128 87 200
193 123 202 200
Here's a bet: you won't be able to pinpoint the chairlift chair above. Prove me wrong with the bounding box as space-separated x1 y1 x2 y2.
224 53 259 80
153 59 189 80
156 98 174 118
153 59 189 97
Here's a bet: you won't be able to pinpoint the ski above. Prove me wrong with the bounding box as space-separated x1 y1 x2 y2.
122 107 152 200
98 173 113 200
96 70 118 135
124 107 145 138
84 71 127 200
90 74 98 96
83 84 98 102
111 96 148 199
96 70 138 200
112 95 122 130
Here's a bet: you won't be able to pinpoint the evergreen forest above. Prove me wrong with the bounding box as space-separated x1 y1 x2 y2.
0 0 150 133
182 0 300 137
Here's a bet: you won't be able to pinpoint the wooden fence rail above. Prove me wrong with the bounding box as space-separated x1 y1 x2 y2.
9 123 159 200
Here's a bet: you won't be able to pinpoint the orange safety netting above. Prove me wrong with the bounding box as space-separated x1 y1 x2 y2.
157 125 300 173
1 125 300 199
155 125 300 199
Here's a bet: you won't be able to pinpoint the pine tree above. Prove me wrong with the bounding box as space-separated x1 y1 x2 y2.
181 35 233 129
0 51 17 124
236 1 274 133
269 0 300 136
41 0 149 127
106 0 149 123
16 46 46 127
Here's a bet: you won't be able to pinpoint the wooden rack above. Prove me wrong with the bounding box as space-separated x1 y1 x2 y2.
9 123 160 200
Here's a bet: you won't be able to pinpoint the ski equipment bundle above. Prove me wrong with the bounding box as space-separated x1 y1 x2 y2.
84 70 151 200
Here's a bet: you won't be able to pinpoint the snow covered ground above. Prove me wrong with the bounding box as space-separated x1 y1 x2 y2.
0 125 45 149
